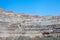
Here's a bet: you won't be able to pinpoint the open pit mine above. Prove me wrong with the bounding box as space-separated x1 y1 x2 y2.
0 9 60 40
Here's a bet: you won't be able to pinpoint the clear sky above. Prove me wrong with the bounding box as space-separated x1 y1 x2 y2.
0 0 60 16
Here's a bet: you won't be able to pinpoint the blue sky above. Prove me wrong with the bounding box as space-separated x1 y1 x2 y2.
0 0 60 16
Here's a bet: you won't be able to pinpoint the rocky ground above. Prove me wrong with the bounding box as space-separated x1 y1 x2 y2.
0 36 60 40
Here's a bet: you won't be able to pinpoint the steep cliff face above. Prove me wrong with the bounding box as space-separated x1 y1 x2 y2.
0 9 60 37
